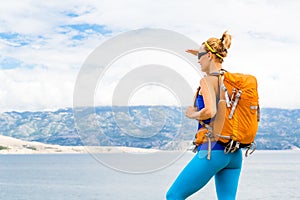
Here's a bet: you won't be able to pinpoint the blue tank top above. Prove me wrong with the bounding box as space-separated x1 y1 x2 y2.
195 88 224 151
195 94 211 130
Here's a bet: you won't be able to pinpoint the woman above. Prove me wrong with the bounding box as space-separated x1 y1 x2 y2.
166 31 242 200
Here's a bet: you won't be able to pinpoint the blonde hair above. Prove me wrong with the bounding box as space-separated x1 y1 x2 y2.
203 31 232 63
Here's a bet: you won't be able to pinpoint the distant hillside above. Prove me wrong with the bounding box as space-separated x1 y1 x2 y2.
0 107 299 150
256 108 300 150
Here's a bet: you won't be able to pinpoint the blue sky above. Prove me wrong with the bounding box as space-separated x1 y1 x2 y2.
0 0 299 111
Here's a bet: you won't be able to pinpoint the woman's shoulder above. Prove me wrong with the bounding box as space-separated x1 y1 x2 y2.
200 75 219 94
200 75 218 84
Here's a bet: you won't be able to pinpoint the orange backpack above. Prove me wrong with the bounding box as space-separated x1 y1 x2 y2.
194 69 260 159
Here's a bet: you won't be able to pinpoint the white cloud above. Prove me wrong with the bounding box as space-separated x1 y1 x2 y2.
0 0 299 111
0 67 78 112
94 50 202 107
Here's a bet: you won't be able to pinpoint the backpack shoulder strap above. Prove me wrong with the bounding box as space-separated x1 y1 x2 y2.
208 71 222 104
193 86 201 107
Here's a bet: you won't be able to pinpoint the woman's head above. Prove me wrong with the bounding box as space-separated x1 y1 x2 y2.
202 31 232 63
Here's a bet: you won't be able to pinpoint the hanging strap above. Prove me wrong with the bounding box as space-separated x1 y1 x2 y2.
245 142 257 157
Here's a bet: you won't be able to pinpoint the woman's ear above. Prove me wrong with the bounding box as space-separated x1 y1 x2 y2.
208 52 212 60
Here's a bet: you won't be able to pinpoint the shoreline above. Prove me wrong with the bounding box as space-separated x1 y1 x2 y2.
1 149 299 155
1 135 299 155
0 135 163 154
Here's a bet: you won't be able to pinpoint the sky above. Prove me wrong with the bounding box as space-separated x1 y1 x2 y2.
0 0 300 112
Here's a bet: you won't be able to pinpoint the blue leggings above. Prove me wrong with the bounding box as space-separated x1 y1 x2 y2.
166 149 242 200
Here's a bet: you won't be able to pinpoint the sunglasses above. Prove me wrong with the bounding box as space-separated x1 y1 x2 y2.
198 52 208 60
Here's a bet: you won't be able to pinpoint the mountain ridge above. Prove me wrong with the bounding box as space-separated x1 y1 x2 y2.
0 106 299 150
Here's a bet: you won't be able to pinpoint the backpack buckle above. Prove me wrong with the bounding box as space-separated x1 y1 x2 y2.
245 142 257 157
224 140 240 154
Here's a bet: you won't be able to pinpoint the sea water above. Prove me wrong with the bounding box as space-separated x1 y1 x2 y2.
0 151 299 200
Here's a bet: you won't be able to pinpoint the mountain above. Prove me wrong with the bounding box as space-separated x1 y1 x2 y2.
0 107 299 150
256 108 300 150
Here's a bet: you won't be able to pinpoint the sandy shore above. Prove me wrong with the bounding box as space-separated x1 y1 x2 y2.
0 135 160 154
1 135 299 155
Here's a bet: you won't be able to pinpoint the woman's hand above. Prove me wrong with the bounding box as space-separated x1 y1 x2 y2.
185 106 198 119
185 49 198 56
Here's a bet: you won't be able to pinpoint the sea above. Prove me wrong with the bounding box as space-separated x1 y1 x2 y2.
0 150 299 200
